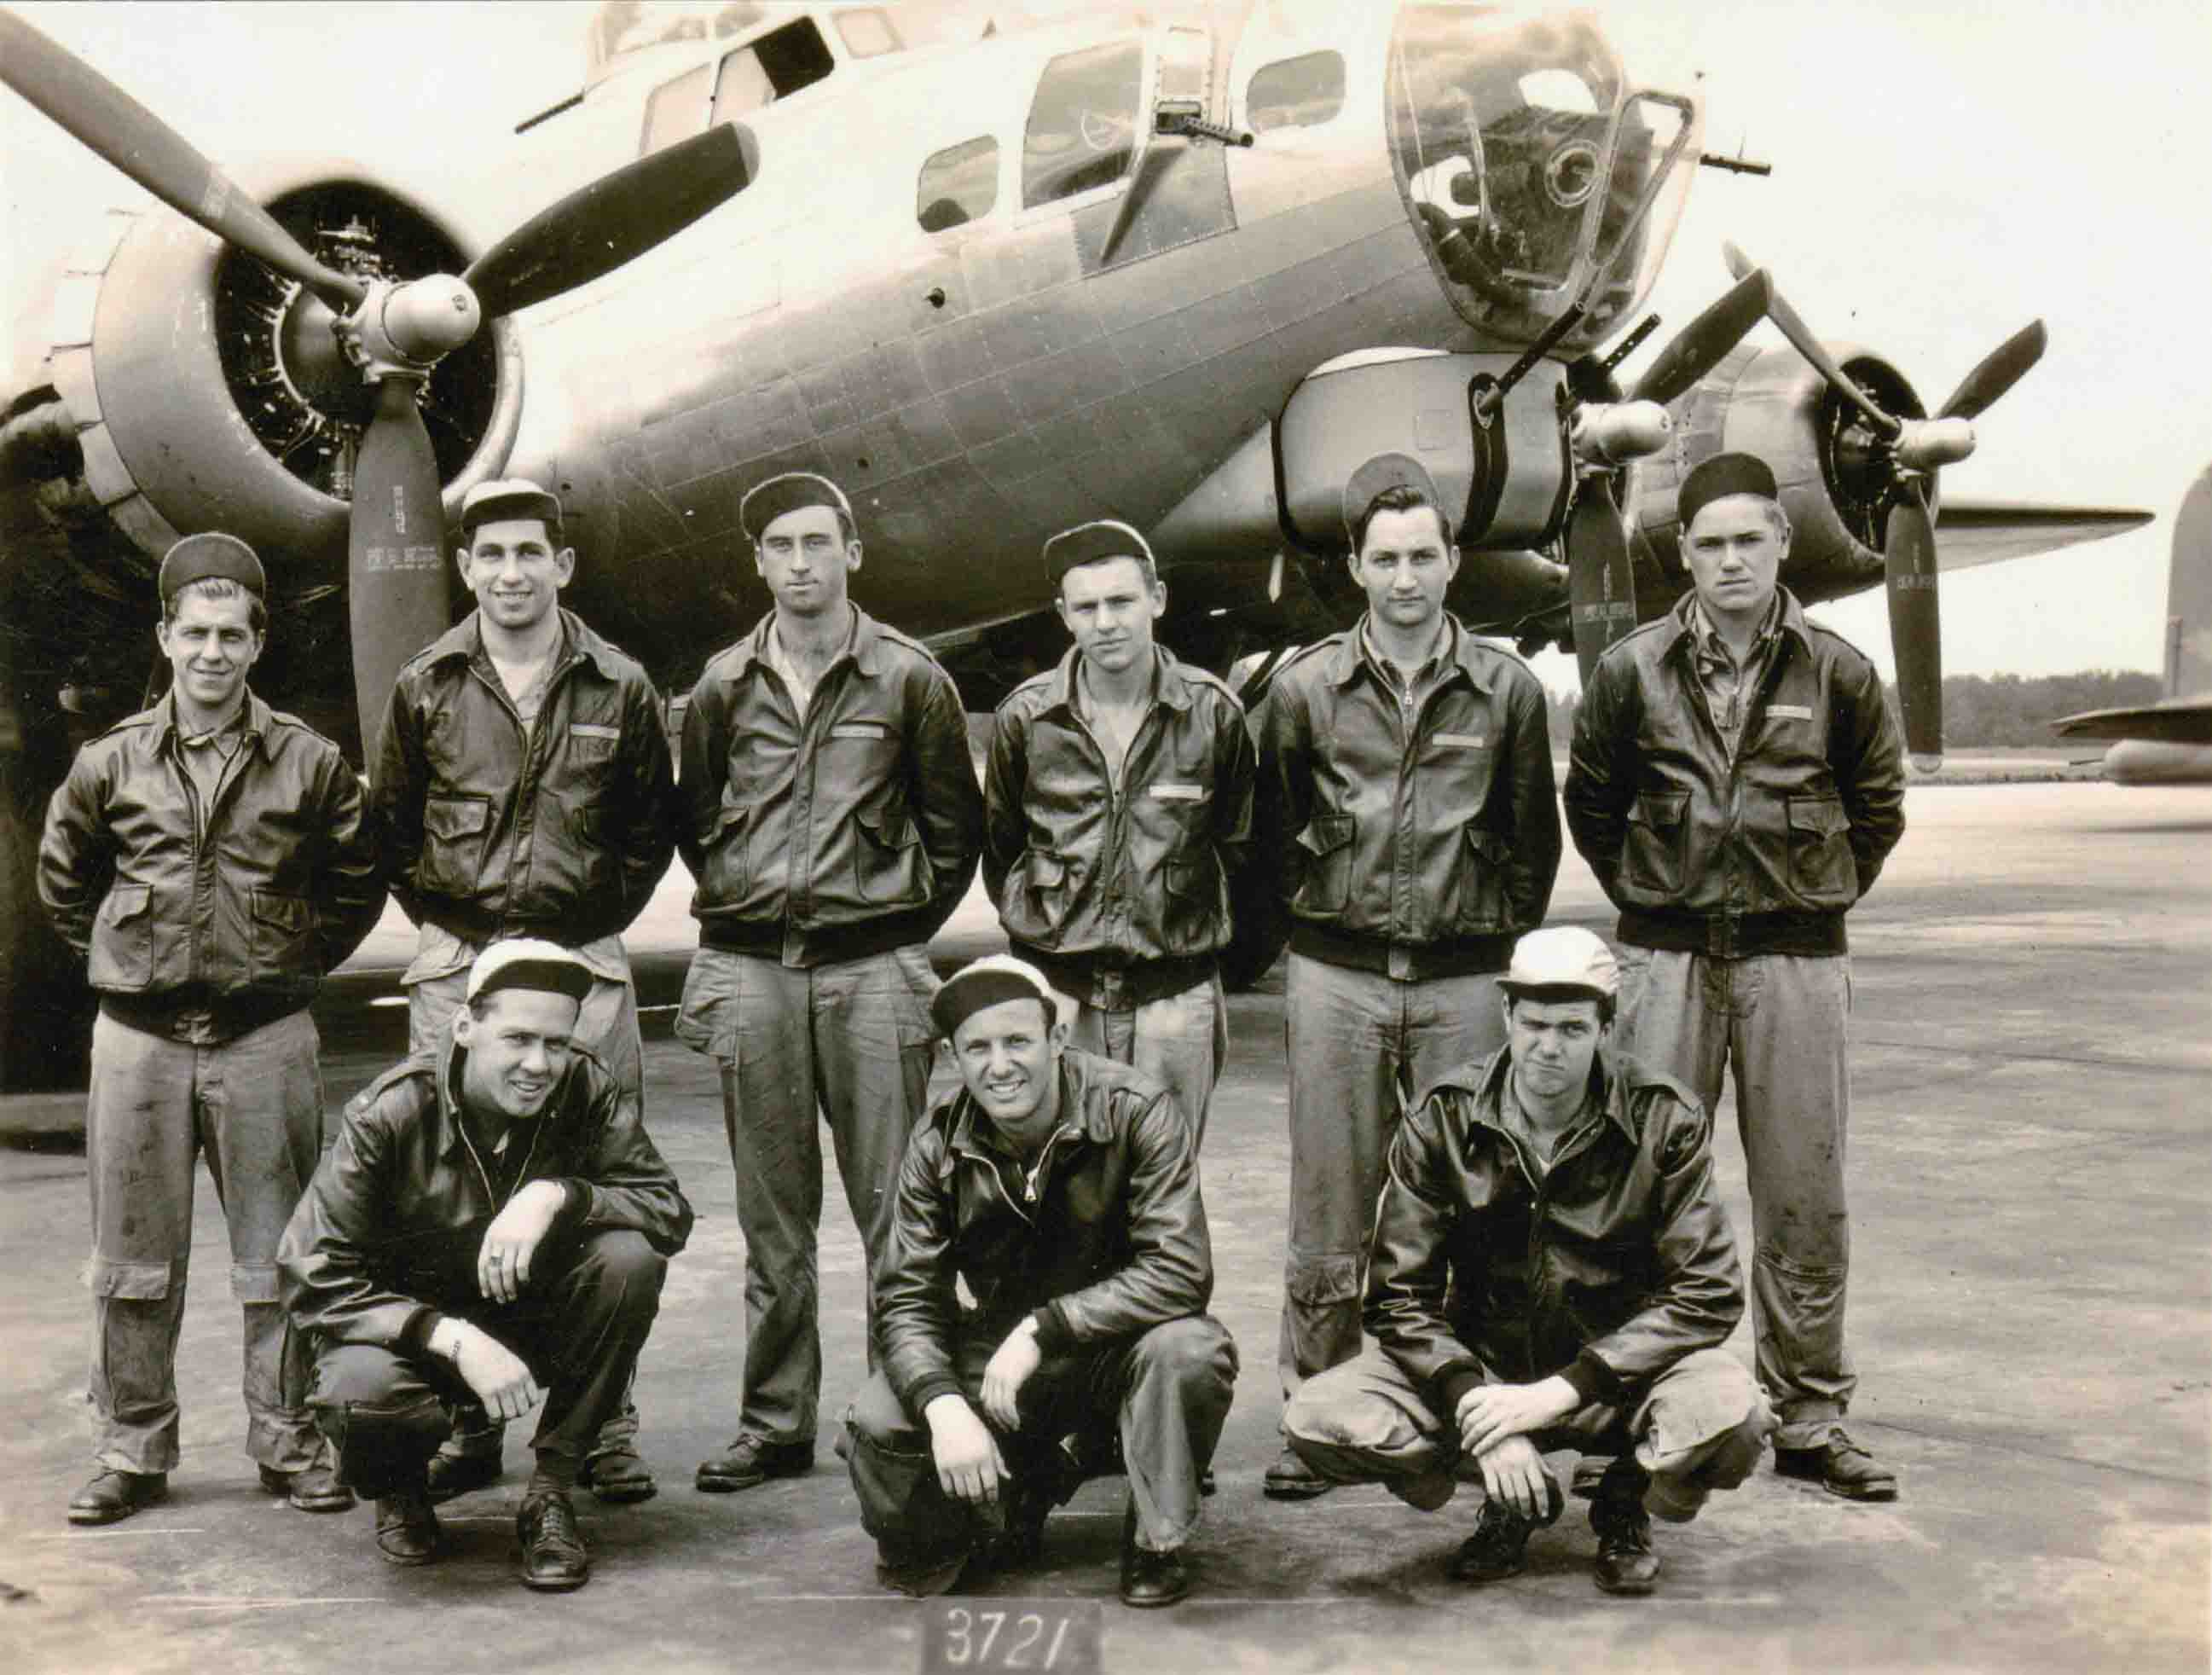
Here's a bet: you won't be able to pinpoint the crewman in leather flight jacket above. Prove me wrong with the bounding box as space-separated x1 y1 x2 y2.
1250 454 1561 1500
1565 450 1907 1504
984 519 1255 1145
38 532 383 1527
677 471 983 1497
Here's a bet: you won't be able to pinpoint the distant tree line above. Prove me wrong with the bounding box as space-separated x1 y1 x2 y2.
1542 671 2163 751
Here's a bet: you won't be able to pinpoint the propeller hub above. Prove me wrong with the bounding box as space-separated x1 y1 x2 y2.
1572 400 1671 467
339 275 483 380
1892 416 1977 472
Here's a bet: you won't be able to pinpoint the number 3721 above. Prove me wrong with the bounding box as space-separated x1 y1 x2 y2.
922 1599 1103 1673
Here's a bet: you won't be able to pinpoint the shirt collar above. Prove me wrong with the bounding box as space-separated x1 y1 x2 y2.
1329 612 1491 695
155 689 273 758
1045 643 1196 718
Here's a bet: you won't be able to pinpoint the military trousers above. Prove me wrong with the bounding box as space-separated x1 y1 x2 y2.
1067 974 1227 1147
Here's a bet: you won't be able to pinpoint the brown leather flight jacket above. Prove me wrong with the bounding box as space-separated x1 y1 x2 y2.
279 1039 693 1349
1366 1045 1743 1419
1564 590 1906 957
1253 619 1561 980
38 691 385 1038
984 646 1255 1007
680 607 982 966
877 1049 1213 1417
370 611 677 948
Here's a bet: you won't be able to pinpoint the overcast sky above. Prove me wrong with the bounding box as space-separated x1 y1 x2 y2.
4 0 2205 687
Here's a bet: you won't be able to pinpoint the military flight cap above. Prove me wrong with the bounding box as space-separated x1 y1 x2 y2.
1676 450 1780 530
1042 519 1155 584
929 953 1068 1040
459 478 565 544
1498 925 1619 1003
465 937 594 1006
741 472 854 542
158 531 264 602
1341 451 1448 543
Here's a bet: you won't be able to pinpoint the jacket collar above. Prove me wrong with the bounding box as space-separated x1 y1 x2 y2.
153 688 277 760
722 604 883 681
1659 586 1811 664
1039 644 1196 720
1324 613 1492 695
419 609 622 681
1472 1040 1638 1147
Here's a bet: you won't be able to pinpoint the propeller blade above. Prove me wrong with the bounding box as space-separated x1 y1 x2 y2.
1937 319 2047 420
0 11 363 308
463 123 756 319
1630 267 1772 406
348 380 449 756
1722 240 1898 438
1885 480 1943 771
1566 476 1639 684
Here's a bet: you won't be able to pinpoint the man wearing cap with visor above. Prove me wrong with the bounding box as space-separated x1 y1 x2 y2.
1566 450 1906 1501
1283 926 1769 1596
678 471 982 1495
848 955 1236 1606
370 477 677 1503
39 532 384 1525
280 940 693 1590
1251 454 1562 1498
983 519 1254 1146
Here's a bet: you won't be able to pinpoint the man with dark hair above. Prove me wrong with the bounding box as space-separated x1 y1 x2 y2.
370 476 677 1504
847 956 1236 1606
39 532 384 1525
983 519 1254 1146
1251 454 1562 1499
280 941 693 1591
1566 449 1908 1501
679 471 983 1495
1284 927 1769 1595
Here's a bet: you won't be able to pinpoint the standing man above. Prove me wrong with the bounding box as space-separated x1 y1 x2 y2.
281 942 693 1591
370 478 676 1504
678 471 983 1494
1565 451 1907 1501
1251 454 1561 1499
1283 928 1769 1595
983 519 1254 1145
848 955 1236 1605
38 532 383 1525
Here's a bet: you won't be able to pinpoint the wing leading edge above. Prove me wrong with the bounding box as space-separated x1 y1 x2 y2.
1933 501 2152 571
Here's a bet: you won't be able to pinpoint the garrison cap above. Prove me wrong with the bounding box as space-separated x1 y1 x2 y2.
1342 451 1447 545
159 532 264 602
1676 451 1780 530
929 953 1068 1041
1499 926 1619 1005
465 938 593 1006
741 472 854 542
1042 519 1155 585
459 478 565 545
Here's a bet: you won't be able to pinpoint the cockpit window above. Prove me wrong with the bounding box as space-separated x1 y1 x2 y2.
918 136 999 233
717 17 835 122
1248 51 1346 133
835 9 903 59
641 62 712 155
1022 42 1144 210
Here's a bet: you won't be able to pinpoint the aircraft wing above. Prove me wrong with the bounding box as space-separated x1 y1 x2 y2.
1934 501 2152 572
2050 697 2212 745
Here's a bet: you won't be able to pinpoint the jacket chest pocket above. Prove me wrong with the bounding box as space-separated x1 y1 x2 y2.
1786 796 1856 905
1620 790 1688 897
248 889 313 982
420 794 493 898
1292 812 1356 916
1453 828 1511 932
561 721 622 780
88 883 155 990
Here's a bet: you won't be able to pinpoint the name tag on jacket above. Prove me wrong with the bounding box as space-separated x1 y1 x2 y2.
1766 705 1814 722
1433 731 1490 749
1149 782 1206 801
570 723 620 741
831 722 889 740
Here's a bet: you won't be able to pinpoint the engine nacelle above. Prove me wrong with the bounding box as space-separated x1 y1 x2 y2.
44 159 522 581
1631 340 1930 599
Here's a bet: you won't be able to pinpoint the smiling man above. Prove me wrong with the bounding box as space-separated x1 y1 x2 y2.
848 956 1236 1605
1566 451 1908 1503
983 520 1254 1148
1283 927 1770 1596
1250 453 1561 1499
280 941 692 1591
38 533 384 1526
371 477 677 1504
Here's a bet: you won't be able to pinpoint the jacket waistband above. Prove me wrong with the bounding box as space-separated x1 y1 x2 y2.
99 988 310 1046
1615 907 1849 958
1011 945 1217 1011
1288 923 1513 982
698 906 935 968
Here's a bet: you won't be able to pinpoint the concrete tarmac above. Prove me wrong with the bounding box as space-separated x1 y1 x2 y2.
3 781 2207 1674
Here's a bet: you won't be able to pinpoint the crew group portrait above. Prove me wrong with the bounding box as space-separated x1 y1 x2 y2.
35 450 1905 1607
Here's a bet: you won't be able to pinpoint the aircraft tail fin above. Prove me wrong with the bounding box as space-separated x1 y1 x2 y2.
2166 464 2212 699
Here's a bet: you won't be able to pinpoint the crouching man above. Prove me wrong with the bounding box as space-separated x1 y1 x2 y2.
1284 927 1769 1596
845 956 1236 1607
278 942 693 1591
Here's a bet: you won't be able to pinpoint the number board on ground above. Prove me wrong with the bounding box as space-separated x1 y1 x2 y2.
919 1598 1104 1673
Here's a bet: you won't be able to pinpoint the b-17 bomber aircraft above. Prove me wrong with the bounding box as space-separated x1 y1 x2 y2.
0 0 2151 1090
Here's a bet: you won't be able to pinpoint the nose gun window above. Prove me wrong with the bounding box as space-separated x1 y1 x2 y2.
1023 41 1144 209
918 136 1000 233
